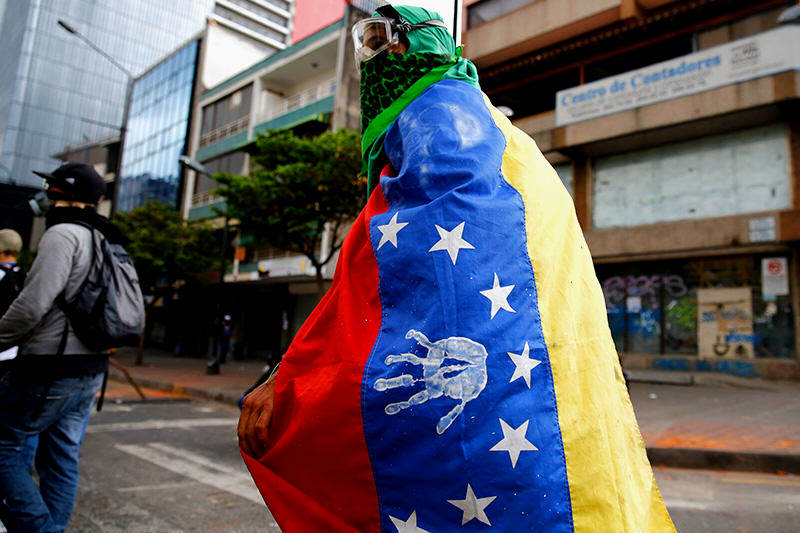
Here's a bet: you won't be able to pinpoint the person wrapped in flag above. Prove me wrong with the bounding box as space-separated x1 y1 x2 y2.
238 4 676 532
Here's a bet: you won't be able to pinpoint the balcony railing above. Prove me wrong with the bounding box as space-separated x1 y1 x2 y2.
259 78 336 123
199 115 250 147
192 190 221 207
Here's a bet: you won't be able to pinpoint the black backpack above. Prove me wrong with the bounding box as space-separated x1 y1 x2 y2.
59 223 145 352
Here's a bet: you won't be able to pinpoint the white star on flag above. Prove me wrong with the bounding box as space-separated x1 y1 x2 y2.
377 212 408 250
490 418 538 468
447 483 497 526
507 341 541 388
428 221 474 265
480 273 516 319
389 510 430 533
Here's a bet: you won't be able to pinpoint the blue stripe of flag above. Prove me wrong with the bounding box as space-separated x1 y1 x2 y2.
362 80 574 532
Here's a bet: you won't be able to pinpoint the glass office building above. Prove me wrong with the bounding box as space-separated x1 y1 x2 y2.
0 0 216 189
117 40 199 212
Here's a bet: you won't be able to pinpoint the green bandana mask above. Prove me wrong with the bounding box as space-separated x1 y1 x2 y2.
360 52 453 134
358 5 481 192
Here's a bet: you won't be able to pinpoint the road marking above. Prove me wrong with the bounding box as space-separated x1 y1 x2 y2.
115 443 262 504
97 405 134 413
117 481 197 492
86 418 235 433
722 476 800 487
661 498 714 511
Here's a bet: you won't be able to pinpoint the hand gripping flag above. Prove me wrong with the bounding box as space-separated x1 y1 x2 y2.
242 79 676 533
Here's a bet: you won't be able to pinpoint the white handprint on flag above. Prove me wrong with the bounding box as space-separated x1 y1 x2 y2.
374 329 488 434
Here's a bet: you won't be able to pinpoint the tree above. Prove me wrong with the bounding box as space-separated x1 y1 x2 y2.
214 129 364 298
114 201 218 364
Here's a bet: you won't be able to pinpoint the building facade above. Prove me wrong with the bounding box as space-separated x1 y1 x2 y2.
465 0 800 378
116 39 200 212
211 0 293 52
113 2 300 212
179 2 370 360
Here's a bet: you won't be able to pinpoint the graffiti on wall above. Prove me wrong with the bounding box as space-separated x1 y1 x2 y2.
602 275 688 304
602 274 696 352
697 287 755 358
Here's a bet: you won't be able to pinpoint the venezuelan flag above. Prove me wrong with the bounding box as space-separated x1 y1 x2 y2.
243 79 675 532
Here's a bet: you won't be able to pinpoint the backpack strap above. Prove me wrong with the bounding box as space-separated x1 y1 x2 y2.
95 369 109 412
56 315 69 356
56 221 98 354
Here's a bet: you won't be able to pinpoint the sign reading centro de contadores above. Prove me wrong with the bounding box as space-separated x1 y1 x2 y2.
555 25 800 127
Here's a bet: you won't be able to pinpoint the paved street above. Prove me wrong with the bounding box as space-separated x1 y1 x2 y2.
656 468 800 532
71 398 278 532
68 395 800 532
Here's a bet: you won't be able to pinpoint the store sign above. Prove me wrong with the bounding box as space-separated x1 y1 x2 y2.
555 25 800 126
749 216 776 242
762 257 789 297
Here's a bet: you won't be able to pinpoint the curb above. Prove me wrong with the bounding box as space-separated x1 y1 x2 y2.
625 370 781 390
647 447 800 475
108 371 243 406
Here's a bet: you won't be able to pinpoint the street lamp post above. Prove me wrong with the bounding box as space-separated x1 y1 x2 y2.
58 19 133 215
178 156 229 375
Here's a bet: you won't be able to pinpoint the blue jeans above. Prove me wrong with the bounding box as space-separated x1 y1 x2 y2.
0 372 103 533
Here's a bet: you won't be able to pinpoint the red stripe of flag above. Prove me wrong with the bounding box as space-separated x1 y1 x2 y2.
242 185 390 532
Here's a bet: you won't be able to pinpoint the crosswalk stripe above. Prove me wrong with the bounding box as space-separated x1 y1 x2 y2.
86 418 236 433
114 442 262 504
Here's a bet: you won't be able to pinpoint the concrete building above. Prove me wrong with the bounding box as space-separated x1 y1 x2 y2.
465 0 800 378
178 1 368 360
110 1 298 212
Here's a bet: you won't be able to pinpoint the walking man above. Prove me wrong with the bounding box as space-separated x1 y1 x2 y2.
0 163 123 532
239 5 674 532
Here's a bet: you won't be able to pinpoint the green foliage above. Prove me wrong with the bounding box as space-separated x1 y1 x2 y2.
213 129 364 275
114 201 218 291
666 296 697 331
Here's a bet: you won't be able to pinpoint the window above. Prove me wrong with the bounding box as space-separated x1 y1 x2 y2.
467 0 535 28
194 151 247 193
593 123 790 228
597 256 796 358
552 162 573 197
200 84 253 135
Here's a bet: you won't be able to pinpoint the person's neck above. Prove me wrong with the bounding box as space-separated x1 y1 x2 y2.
53 200 94 209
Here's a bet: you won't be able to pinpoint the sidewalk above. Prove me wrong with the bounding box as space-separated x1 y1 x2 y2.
109 347 800 474
110 347 267 405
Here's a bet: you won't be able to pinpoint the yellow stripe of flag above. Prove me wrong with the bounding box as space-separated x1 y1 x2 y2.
483 95 676 533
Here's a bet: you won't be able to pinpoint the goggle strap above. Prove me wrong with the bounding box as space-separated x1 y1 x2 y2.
409 19 446 31
376 4 403 21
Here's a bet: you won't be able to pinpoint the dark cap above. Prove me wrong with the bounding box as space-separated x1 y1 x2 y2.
33 162 106 204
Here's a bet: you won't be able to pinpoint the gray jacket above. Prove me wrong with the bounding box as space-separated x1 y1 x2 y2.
0 222 101 355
